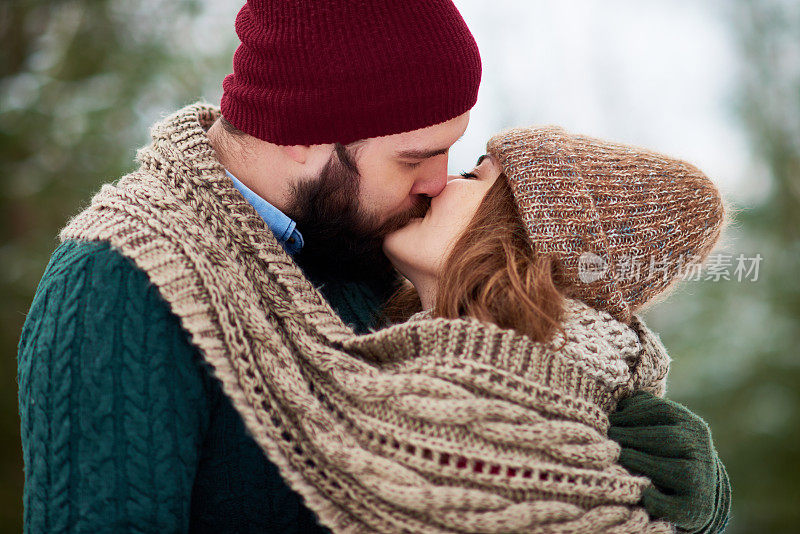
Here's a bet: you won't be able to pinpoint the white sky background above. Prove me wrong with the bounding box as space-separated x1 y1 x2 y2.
197 0 759 205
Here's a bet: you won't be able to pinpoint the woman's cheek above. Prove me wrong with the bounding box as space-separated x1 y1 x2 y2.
383 224 413 258
428 223 458 268
382 220 430 271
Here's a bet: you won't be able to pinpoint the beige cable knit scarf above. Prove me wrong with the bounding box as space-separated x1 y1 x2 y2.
61 103 674 533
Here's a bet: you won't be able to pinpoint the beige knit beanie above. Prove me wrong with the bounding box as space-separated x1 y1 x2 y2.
487 126 725 323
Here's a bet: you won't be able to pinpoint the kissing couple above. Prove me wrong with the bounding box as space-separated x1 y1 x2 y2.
19 1 730 533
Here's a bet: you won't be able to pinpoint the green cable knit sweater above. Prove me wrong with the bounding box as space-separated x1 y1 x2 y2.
18 239 393 533
18 241 731 533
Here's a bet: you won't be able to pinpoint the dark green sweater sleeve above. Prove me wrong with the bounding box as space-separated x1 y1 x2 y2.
18 240 212 533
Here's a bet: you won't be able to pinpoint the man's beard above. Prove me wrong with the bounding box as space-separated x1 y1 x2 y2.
285 148 430 283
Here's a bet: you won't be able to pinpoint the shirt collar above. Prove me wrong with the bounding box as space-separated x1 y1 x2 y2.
225 170 304 255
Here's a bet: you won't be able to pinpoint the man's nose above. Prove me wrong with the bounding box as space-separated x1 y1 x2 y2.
409 163 448 198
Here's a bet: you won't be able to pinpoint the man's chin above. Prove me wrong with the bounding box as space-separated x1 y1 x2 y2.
383 216 422 240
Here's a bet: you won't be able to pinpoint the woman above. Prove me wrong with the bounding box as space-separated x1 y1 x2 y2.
336 126 725 532
382 125 725 340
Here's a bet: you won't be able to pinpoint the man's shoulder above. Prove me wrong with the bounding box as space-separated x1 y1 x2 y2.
21 238 213 400
41 239 142 283
28 239 179 338
38 239 154 296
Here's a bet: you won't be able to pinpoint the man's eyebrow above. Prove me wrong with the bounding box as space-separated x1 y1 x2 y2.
395 147 450 160
395 132 466 160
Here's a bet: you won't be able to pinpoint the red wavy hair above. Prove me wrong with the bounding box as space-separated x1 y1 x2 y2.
383 174 565 343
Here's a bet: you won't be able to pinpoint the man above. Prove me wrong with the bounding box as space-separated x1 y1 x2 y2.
18 1 729 532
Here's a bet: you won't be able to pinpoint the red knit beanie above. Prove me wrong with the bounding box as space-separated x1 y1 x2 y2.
220 0 482 146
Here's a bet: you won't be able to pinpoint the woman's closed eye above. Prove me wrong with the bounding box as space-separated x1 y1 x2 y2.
459 171 479 179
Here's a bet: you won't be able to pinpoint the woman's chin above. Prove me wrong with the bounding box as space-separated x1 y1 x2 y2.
385 217 422 239
382 219 422 264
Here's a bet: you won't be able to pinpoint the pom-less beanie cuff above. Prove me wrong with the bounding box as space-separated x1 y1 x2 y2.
221 0 482 145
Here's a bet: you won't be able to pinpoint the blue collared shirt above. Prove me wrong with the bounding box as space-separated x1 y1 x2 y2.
225 170 304 255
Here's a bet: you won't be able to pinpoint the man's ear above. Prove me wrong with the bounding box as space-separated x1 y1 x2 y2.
280 145 312 164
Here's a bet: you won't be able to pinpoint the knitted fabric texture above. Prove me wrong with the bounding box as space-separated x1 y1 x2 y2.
487 127 725 323
221 0 482 145
60 104 673 534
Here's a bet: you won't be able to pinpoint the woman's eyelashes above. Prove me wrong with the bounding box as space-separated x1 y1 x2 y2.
459 171 478 179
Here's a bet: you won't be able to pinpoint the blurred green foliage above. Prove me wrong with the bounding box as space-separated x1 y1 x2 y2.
0 0 231 530
645 1 800 533
1 0 798 532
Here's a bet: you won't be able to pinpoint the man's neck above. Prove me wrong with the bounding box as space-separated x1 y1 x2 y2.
207 120 294 213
